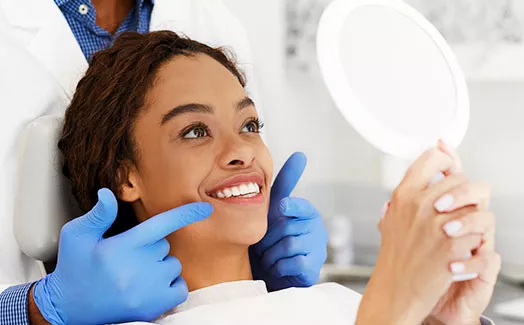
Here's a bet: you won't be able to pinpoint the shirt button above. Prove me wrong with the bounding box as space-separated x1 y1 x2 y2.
78 4 89 15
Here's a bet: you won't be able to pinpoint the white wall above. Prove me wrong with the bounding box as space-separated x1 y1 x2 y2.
461 82 524 270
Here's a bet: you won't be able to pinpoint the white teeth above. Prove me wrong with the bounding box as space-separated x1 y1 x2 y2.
231 187 241 196
211 182 261 198
239 184 249 195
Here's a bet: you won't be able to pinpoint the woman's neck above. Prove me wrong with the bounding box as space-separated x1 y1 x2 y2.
91 0 135 34
171 243 253 292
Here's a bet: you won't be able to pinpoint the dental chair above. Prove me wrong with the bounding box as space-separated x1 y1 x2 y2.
14 115 82 270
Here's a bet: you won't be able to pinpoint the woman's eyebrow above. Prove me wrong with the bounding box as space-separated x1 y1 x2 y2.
160 97 255 125
237 97 255 111
161 103 213 125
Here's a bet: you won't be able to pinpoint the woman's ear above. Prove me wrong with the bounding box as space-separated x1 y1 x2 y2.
118 163 141 203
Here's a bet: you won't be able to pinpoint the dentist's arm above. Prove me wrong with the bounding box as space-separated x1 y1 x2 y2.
28 284 48 324
23 188 212 325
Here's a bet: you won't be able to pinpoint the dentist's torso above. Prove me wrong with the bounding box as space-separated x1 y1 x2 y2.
0 0 258 290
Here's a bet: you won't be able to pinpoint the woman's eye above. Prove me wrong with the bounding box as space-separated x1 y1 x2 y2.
183 126 209 139
241 119 263 133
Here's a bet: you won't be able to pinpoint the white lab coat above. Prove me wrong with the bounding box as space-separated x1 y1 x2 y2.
0 0 260 292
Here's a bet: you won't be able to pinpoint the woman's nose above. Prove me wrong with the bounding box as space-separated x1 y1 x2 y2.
218 136 255 169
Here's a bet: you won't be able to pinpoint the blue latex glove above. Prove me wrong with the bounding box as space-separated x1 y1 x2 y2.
251 152 328 291
32 188 213 325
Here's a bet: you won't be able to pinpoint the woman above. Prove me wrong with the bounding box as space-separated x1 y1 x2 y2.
58 31 499 324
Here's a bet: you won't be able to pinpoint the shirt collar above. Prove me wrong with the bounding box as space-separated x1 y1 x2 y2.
54 0 70 7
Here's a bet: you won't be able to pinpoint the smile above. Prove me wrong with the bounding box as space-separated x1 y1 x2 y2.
210 182 260 199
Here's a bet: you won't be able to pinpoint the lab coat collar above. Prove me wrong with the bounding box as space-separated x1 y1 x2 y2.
3 0 88 100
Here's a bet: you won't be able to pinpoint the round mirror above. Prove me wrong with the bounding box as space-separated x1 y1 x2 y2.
317 0 469 160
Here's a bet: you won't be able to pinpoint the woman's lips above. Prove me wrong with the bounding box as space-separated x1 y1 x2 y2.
207 173 265 204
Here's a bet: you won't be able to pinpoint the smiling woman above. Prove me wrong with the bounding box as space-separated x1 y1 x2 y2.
58 30 274 292
56 30 363 324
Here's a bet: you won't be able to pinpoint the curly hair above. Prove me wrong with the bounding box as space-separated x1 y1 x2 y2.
58 31 246 236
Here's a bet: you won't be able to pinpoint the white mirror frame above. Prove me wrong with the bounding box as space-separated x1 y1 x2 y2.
316 0 470 159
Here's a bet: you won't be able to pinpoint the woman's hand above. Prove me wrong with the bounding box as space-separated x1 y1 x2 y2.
428 233 500 325
356 146 489 325
427 142 500 325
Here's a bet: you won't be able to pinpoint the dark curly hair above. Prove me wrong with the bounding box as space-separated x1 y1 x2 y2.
58 31 246 236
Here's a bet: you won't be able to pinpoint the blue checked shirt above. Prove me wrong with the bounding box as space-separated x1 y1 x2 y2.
55 0 153 61
0 1 152 323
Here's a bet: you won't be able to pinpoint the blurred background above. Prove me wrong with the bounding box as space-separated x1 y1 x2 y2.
223 0 524 323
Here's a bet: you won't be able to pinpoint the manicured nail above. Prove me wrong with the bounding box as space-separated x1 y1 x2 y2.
443 220 462 236
381 201 390 216
450 262 465 274
452 273 478 282
434 194 454 212
429 172 445 186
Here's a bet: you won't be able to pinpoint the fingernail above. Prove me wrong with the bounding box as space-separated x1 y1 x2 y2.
443 220 462 236
429 172 445 186
434 194 454 212
452 273 478 282
381 201 390 216
450 262 465 274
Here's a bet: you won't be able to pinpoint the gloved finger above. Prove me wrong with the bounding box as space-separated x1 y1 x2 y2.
269 255 307 278
269 152 307 223
261 234 312 271
166 276 189 309
268 254 322 287
65 188 118 241
161 256 183 284
119 202 213 247
148 238 171 262
279 197 319 220
254 218 312 256
440 210 494 238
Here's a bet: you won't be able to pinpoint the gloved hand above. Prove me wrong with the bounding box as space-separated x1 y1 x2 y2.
32 188 213 325
250 152 328 291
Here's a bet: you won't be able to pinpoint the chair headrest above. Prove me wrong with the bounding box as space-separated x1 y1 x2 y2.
14 115 82 262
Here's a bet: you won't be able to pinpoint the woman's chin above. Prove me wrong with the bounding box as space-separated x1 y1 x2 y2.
217 213 268 246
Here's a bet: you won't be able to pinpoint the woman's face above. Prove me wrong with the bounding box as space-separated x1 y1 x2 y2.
121 54 273 249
